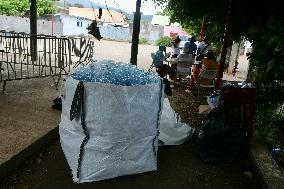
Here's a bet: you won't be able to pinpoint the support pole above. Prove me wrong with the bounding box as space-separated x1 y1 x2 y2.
52 13 54 36
215 0 233 90
30 0 37 61
130 0 141 66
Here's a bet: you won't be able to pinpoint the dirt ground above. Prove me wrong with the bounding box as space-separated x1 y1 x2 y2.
0 78 61 165
0 40 256 188
93 40 158 71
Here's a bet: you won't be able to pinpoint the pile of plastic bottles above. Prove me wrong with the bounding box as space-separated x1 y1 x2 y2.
72 60 160 86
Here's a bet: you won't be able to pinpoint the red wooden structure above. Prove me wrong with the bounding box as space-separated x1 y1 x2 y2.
220 86 256 142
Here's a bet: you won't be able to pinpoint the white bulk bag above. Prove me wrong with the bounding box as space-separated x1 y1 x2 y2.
158 98 195 145
59 77 162 183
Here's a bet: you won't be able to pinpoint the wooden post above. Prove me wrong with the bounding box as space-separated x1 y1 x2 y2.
130 0 141 66
30 0 37 61
215 0 233 90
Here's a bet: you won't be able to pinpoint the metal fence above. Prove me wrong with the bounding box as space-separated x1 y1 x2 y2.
0 30 94 93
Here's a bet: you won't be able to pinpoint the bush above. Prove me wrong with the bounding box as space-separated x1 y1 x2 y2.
156 36 172 47
256 106 284 166
139 37 148 45
248 17 284 109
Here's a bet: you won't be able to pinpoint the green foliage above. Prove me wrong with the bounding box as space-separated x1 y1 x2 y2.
153 0 284 109
0 0 54 16
256 107 284 166
156 8 170 16
257 108 284 147
139 37 148 45
156 36 172 47
248 16 284 167
154 0 284 166
153 0 283 44
183 19 223 53
248 17 284 109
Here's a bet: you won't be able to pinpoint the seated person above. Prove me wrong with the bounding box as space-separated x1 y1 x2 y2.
176 47 194 75
171 36 181 58
187 50 218 91
177 47 194 63
197 36 213 56
201 50 219 71
152 45 170 78
196 36 213 61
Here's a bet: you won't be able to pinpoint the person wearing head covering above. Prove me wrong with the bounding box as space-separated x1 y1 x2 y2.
152 45 170 78
153 45 166 67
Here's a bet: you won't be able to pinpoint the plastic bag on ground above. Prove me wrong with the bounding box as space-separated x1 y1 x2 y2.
158 98 195 145
196 106 244 164
207 91 221 109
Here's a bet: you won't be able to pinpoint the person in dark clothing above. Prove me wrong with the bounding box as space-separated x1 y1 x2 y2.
184 36 197 58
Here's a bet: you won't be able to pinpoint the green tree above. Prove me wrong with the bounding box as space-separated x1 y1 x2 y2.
154 0 284 106
156 7 170 16
154 0 283 43
0 0 54 16
154 0 284 161
247 17 284 108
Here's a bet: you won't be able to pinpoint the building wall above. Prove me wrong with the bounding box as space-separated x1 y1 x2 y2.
99 26 129 41
129 23 164 44
139 24 164 44
0 15 62 35
61 15 91 36
0 15 164 44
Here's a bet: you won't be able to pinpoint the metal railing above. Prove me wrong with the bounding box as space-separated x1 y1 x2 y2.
0 30 94 93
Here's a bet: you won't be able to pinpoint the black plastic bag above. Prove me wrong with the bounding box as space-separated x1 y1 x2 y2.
196 106 244 164
52 96 62 111
163 78 172 96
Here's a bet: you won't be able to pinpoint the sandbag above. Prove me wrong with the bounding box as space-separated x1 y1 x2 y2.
59 77 163 183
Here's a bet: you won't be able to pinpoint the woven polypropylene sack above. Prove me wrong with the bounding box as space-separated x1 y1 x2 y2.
59 77 163 183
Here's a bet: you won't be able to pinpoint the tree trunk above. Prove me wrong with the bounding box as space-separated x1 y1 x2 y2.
215 0 233 89
130 0 141 66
